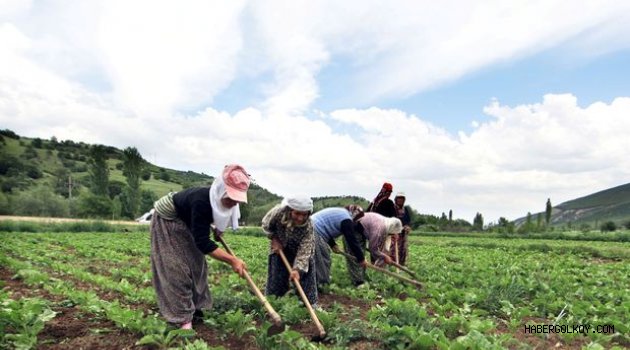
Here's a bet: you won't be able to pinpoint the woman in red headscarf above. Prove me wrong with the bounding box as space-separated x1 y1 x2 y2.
367 182 396 218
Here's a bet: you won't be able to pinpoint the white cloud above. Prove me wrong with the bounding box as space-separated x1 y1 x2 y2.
2 1 630 224
0 0 32 18
96 0 247 116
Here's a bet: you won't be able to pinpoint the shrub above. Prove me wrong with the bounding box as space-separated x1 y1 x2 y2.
600 221 617 232
77 193 113 219
12 188 69 217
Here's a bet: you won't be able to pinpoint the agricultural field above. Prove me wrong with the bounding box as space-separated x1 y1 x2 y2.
1 225 628 349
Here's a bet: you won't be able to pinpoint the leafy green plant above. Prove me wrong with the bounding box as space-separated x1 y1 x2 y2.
0 297 57 350
135 328 196 349
218 309 256 337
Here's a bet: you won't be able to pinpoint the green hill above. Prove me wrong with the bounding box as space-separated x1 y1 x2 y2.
552 183 630 225
514 183 630 228
0 130 380 225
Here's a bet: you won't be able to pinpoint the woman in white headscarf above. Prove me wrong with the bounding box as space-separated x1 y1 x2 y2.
262 195 318 306
150 164 250 330
345 212 401 286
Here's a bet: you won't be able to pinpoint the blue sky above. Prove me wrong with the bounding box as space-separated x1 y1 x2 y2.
214 43 630 135
1 0 630 223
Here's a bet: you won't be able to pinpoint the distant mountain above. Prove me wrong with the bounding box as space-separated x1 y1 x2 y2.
514 183 630 227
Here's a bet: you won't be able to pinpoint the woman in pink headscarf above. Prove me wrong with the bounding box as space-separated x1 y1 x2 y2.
150 164 250 330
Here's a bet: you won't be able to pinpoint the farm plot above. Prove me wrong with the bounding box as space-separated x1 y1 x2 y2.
1 231 628 349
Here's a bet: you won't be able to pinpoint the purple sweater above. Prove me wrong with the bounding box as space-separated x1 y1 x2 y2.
357 212 389 263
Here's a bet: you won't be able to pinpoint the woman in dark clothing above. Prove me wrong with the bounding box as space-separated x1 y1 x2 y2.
150 164 250 330
367 182 396 218
391 192 412 266
263 195 318 307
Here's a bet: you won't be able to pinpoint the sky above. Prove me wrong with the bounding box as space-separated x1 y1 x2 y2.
1 0 630 224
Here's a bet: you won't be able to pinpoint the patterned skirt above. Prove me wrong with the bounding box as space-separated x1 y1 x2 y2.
150 214 212 324
314 234 332 286
265 251 318 306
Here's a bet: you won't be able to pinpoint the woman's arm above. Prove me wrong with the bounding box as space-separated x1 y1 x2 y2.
209 248 246 277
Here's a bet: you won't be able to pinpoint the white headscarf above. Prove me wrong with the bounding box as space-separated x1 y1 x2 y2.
281 195 313 212
384 217 402 235
209 176 240 232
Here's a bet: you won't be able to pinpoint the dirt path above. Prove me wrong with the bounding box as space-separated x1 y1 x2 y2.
0 215 141 225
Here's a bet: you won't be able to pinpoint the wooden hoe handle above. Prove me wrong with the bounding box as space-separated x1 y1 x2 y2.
217 236 283 326
276 249 326 338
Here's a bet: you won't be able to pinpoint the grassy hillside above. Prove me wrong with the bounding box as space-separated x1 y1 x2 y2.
514 182 630 229
0 131 375 225
0 129 458 229
0 131 283 223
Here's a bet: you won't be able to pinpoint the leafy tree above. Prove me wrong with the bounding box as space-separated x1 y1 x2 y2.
496 217 515 234
545 198 552 225
519 212 534 234
139 189 157 214
239 203 250 225
89 145 110 196
0 192 10 214
0 129 19 139
472 212 484 231
26 165 43 179
52 167 70 198
107 180 125 199
448 209 453 223
121 147 144 218
159 171 171 181
600 221 617 232
0 154 21 175
32 138 43 148
1 178 21 194
23 146 38 159
439 212 448 228
77 193 113 218
111 195 122 220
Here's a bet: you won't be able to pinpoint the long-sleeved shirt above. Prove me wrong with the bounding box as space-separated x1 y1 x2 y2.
372 199 396 218
311 208 365 262
262 204 314 273
172 187 218 254
396 206 411 226
357 212 389 262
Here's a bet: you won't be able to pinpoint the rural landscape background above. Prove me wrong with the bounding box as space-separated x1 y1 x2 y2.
1 129 630 233
2 1 630 349
0 129 629 349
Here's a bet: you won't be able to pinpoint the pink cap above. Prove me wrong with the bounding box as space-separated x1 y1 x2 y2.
222 164 250 203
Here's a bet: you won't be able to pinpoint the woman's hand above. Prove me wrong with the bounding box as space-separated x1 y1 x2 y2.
230 258 247 277
382 254 393 265
271 238 283 253
213 228 224 241
289 269 300 282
